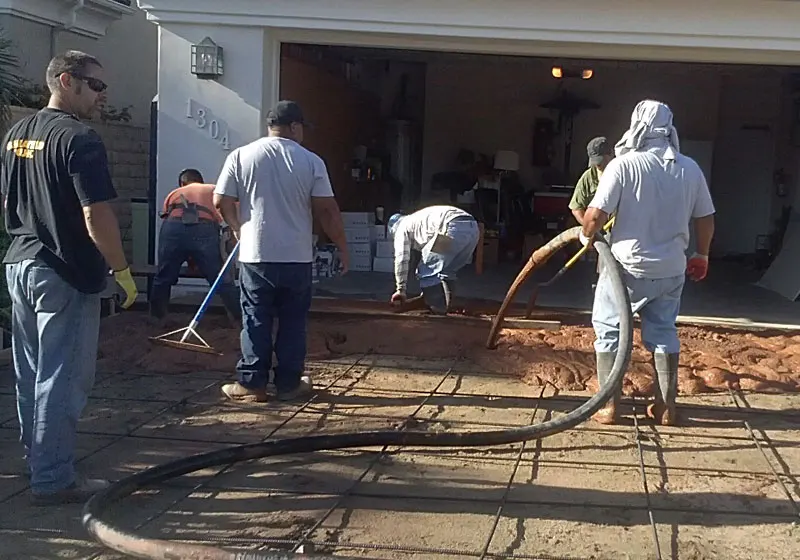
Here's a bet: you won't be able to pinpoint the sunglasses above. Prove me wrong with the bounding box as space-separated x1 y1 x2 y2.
65 73 108 93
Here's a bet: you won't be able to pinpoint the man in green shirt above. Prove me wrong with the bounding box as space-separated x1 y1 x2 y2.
569 137 614 225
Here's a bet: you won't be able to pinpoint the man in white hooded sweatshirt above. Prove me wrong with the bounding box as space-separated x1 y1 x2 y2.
580 100 716 426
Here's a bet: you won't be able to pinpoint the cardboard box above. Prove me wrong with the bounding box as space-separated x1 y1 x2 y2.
523 233 545 259
348 242 372 259
349 255 372 272
375 240 394 258
341 212 375 227
345 227 372 244
482 238 499 267
373 224 387 240
373 256 394 273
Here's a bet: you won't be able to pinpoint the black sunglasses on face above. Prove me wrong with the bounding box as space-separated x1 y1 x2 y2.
65 73 108 93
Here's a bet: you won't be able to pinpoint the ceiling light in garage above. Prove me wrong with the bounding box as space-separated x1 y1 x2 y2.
552 66 594 80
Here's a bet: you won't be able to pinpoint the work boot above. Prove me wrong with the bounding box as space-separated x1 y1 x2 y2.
647 353 680 426
277 375 314 402
592 352 621 425
221 382 268 403
31 474 111 507
442 279 457 312
422 284 448 315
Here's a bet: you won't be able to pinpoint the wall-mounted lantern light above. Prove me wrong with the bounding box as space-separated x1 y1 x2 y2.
191 37 224 79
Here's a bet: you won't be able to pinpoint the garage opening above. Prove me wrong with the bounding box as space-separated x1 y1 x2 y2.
280 42 800 324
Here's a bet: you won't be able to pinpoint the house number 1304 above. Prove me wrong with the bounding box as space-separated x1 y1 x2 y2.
186 99 230 150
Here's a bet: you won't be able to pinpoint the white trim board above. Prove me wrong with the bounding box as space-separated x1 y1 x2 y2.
139 0 800 65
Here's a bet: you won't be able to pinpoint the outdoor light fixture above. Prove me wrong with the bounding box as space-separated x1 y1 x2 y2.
551 66 594 80
191 37 224 79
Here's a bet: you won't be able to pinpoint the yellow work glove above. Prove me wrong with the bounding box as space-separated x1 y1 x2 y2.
113 267 138 309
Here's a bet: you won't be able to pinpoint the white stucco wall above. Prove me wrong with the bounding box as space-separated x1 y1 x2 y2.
2 7 157 125
0 15 52 77
154 24 279 227
57 8 157 125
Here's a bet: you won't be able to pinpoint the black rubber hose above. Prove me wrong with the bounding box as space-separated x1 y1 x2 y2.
83 237 633 560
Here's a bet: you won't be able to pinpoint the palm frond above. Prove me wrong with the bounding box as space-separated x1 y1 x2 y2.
0 29 24 129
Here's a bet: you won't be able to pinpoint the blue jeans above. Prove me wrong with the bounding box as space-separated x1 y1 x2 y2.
150 220 240 319
236 262 312 393
417 217 480 288
6 259 101 494
593 268 684 354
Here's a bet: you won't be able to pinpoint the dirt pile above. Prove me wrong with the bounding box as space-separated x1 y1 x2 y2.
97 310 800 396
492 326 800 395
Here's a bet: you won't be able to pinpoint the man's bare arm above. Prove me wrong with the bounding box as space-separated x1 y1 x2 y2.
311 196 349 270
214 193 241 239
581 207 610 241
83 202 128 271
693 214 715 256
571 208 586 226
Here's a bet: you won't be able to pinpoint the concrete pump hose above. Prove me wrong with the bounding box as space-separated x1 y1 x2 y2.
82 236 633 560
487 226 582 349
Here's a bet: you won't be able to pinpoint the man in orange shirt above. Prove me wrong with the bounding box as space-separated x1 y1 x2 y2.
149 168 240 323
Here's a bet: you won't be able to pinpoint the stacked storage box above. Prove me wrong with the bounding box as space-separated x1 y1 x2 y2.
373 227 394 273
342 212 376 272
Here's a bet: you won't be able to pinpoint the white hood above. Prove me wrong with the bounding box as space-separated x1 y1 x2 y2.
614 99 680 161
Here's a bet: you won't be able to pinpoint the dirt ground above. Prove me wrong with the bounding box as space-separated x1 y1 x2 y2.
99 303 800 398
2 348 798 559
2 303 799 559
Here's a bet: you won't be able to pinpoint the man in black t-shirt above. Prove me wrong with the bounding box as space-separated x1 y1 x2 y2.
0 50 137 506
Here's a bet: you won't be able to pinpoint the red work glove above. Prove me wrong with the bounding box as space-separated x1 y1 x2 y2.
686 253 709 281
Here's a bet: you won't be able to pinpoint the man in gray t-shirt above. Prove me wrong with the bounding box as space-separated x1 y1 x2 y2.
213 100 348 403
580 99 715 427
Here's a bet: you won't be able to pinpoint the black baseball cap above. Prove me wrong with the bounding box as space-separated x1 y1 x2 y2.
587 136 613 166
266 100 310 127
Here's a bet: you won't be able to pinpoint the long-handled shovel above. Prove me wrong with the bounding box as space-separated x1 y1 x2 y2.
524 217 615 318
149 242 240 355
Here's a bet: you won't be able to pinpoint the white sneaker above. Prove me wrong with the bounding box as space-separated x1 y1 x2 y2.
277 376 314 402
31 474 111 506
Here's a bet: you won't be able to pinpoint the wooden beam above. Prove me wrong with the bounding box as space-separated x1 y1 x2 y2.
309 305 561 330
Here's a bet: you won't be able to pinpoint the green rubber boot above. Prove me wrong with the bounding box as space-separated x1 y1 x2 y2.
592 351 621 425
648 353 680 425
